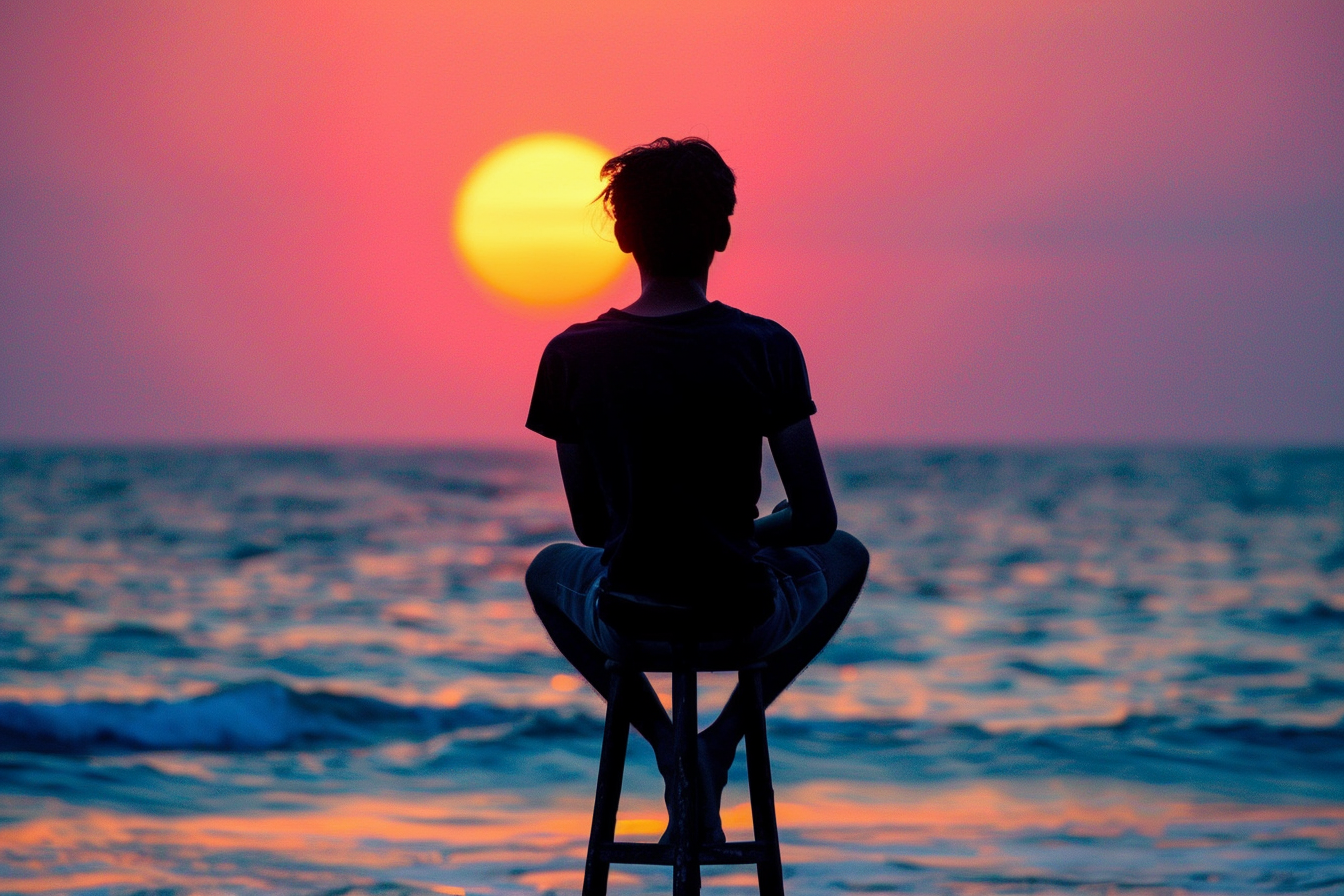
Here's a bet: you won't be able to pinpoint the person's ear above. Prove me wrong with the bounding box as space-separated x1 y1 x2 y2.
713 219 731 253
614 219 636 255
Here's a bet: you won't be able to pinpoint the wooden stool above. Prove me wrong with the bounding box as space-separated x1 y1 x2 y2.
581 646 785 896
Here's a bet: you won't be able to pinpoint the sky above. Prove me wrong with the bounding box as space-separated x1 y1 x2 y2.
1 1 1341 446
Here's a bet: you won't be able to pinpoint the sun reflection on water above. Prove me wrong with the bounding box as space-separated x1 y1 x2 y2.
5 783 1342 894
2 448 1342 893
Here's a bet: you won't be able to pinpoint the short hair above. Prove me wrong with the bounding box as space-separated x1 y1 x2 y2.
599 137 736 277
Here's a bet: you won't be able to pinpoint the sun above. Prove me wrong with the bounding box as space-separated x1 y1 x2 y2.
453 133 628 308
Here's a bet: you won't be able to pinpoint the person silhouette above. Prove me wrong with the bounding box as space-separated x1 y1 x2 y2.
525 137 868 842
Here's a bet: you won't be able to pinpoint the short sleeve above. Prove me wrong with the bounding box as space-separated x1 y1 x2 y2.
525 341 581 442
762 327 817 434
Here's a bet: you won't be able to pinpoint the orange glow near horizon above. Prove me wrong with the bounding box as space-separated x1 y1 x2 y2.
4 782 1341 893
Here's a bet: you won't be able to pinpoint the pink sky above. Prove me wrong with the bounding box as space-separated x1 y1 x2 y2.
2 1 1341 445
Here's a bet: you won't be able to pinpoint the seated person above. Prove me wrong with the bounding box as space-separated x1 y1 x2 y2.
525 136 869 842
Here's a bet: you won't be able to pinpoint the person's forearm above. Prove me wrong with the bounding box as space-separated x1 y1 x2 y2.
762 419 838 547
557 442 611 546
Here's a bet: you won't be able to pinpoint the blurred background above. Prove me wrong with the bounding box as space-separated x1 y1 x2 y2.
2 2 1342 894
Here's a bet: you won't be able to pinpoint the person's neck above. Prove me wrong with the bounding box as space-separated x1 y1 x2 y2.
620 271 711 317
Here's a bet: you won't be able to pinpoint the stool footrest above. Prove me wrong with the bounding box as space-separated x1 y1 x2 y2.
583 663 785 895
597 840 772 866
702 842 775 865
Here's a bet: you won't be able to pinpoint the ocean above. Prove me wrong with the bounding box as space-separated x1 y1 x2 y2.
1 447 1342 895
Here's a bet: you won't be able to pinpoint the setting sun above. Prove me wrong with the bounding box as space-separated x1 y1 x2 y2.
453 133 628 309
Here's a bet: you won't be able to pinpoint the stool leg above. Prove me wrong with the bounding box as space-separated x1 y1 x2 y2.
670 668 701 896
742 667 785 896
583 665 629 896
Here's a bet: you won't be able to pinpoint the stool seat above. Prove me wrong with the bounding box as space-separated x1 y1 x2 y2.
594 587 773 673
582 643 785 896
600 642 769 674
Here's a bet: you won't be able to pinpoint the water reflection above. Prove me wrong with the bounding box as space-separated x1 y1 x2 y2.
1 448 1342 893
4 782 1341 894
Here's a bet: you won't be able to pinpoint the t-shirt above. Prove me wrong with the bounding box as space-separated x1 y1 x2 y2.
526 301 816 620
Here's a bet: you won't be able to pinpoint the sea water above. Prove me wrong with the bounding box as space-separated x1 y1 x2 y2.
1 447 1341 895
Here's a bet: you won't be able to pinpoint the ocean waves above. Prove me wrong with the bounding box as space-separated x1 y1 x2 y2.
4 681 1342 803
0 681 527 753
771 714 1344 801
2 447 1342 893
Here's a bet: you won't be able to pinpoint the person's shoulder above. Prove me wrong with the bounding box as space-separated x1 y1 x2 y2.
556 312 621 337
542 312 625 352
716 303 804 350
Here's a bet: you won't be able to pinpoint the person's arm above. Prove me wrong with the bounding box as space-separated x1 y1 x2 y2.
556 441 611 547
754 417 838 547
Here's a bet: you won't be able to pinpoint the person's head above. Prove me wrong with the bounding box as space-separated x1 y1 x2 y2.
599 137 736 278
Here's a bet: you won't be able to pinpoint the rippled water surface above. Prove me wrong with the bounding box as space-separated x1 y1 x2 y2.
2 447 1342 895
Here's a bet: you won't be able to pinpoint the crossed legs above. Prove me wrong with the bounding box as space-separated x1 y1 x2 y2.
692 533 869 837
525 532 869 840
525 545 678 772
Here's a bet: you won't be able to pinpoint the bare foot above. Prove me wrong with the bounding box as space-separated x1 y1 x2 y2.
655 739 731 845
696 740 728 844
